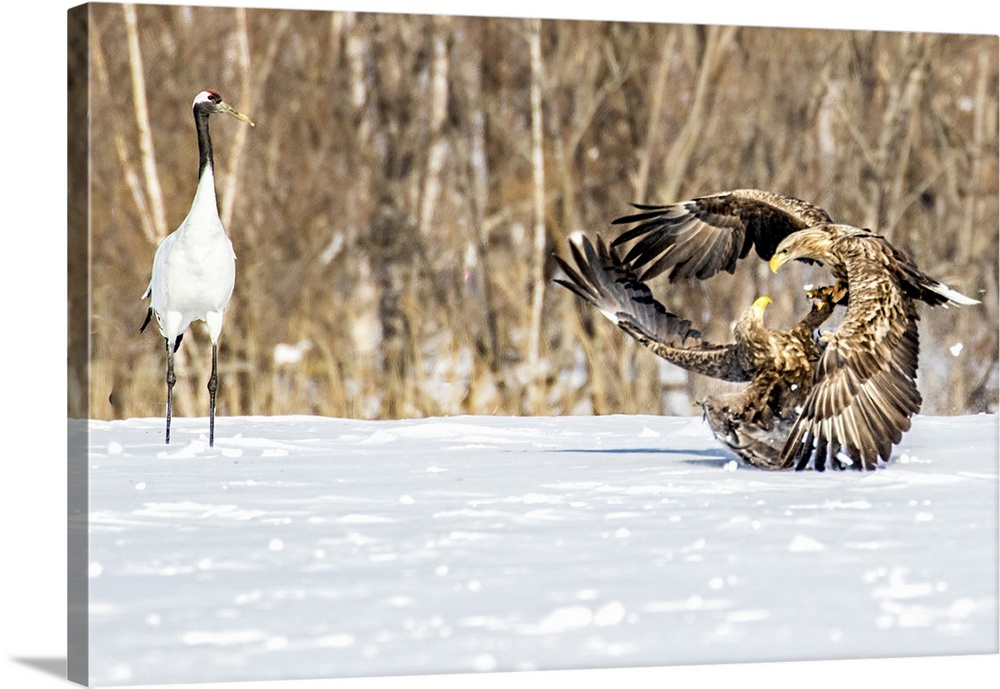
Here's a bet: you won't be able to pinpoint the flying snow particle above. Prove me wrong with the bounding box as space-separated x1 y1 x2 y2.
273 340 313 366
950 343 964 357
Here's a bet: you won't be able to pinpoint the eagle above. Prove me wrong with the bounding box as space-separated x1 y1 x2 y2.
611 190 980 470
769 225 978 469
554 233 835 468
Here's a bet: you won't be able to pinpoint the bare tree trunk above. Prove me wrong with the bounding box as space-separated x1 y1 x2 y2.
455 23 501 373
219 7 253 230
418 15 451 237
95 25 158 246
373 203 415 419
345 12 376 244
114 134 158 244
122 3 167 240
634 31 677 201
527 17 548 413
660 24 737 201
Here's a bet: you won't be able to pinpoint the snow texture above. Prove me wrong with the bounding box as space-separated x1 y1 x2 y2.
80 413 999 686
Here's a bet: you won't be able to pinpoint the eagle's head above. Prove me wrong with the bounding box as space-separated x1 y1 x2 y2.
769 227 837 273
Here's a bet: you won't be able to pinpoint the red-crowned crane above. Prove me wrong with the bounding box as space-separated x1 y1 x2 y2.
141 90 254 447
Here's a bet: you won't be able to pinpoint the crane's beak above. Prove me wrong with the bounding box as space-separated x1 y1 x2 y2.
751 295 772 318
220 101 255 127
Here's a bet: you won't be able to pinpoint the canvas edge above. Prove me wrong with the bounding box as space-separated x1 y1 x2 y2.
67 2 92 686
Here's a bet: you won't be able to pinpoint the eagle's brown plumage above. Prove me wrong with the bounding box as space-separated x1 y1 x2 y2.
611 189 833 282
554 234 835 468
769 224 978 470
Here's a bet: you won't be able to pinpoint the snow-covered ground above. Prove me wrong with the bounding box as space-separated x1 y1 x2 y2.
80 413 998 687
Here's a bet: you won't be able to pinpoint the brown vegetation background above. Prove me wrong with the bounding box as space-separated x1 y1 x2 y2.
72 3 999 423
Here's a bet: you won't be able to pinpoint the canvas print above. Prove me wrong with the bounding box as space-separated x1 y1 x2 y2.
67 2 999 686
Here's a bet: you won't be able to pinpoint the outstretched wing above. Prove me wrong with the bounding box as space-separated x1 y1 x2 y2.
780 238 922 471
611 189 832 282
554 234 752 382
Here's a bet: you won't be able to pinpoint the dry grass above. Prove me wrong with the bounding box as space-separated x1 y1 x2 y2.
71 5 999 422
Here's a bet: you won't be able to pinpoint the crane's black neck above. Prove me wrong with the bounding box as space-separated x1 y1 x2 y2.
194 106 215 178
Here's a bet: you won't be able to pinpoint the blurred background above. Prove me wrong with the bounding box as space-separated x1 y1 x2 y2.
70 3 998 423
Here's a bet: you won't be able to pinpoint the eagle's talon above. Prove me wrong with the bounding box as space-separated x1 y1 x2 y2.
805 283 847 308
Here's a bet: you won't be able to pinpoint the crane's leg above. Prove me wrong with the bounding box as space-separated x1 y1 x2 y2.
208 343 218 447
165 338 176 444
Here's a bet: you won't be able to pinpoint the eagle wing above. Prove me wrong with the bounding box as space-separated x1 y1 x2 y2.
554 234 752 382
611 189 832 281
780 237 922 470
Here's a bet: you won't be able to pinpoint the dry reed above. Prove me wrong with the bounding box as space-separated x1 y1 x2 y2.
72 6 999 423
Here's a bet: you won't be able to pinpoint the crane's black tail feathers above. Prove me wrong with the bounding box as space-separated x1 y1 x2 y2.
141 308 183 352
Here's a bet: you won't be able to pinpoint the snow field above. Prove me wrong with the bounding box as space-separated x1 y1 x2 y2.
80 413 998 686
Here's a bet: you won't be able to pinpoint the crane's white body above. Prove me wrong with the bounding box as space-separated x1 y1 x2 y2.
144 166 236 346
142 89 253 446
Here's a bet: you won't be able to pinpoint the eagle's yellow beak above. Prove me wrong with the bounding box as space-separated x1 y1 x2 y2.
768 253 786 273
752 295 772 318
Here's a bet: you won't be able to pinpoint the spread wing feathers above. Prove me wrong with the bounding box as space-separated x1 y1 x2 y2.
611 189 832 281
888 243 981 307
553 234 752 382
781 288 922 471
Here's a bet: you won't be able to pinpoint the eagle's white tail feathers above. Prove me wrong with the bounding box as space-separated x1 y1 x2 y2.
931 282 980 306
